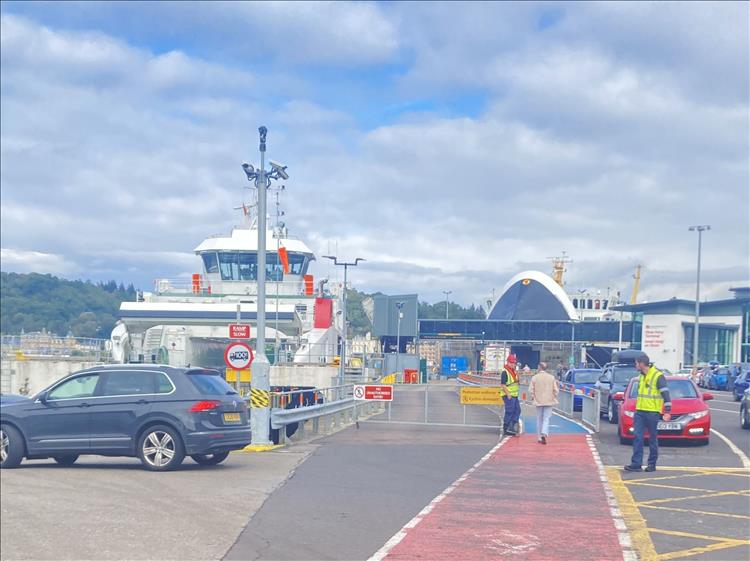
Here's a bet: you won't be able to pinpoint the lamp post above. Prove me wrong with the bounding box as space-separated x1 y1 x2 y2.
688 225 710 366
241 126 289 446
395 301 405 373
443 290 452 320
322 255 365 388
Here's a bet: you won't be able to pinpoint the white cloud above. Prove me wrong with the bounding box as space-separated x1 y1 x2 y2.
0 5 747 308
0 248 78 275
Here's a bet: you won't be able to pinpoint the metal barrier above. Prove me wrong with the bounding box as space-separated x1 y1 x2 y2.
580 387 601 432
557 383 575 417
265 384 383 444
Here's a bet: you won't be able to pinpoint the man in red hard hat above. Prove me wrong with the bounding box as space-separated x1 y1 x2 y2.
500 354 521 436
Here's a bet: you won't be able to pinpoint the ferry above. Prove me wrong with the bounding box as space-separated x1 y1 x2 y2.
111 174 341 372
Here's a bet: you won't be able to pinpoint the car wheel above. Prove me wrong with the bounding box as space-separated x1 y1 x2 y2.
137 425 185 471
0 425 25 469
53 455 79 466
190 451 230 466
742 406 750 430
607 400 618 424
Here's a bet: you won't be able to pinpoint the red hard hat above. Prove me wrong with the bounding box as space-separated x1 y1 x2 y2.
507 354 517 364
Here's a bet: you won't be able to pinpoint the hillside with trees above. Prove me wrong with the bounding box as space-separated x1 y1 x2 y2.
0 272 486 339
0 272 137 338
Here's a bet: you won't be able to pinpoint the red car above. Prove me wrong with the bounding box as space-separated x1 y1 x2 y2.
615 376 713 445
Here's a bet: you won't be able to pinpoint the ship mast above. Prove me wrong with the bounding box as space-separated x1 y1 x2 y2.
548 251 573 287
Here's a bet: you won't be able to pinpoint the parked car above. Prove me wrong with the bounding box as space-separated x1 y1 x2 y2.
0 364 251 470
707 367 731 391
741 388 750 430
733 372 750 402
615 376 712 445
564 368 602 411
595 362 640 424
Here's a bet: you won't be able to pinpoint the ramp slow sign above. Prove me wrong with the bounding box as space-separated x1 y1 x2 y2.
224 342 254 370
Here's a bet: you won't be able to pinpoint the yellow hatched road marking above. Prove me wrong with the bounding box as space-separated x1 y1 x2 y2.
649 528 745 542
623 481 718 492
637 489 750 505
606 467 658 561
655 539 750 561
638 504 750 520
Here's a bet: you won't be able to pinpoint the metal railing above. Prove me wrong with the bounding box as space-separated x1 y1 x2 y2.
580 386 601 432
264 384 383 444
0 335 111 361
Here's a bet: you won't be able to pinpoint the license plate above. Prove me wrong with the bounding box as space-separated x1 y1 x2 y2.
658 422 681 430
223 412 241 423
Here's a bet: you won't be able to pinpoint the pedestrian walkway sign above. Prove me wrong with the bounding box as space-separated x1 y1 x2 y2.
460 386 502 405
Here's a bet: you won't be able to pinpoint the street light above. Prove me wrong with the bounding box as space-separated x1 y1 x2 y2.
395 301 405 374
322 255 365 387
688 225 710 366
240 126 289 446
443 290 452 320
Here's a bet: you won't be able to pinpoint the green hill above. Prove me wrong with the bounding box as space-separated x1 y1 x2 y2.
0 272 485 339
0 272 137 338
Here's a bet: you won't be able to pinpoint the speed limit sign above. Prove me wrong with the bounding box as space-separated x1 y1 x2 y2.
224 342 254 370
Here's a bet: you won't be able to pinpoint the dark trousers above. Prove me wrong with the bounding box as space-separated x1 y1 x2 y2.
503 396 521 432
631 410 661 467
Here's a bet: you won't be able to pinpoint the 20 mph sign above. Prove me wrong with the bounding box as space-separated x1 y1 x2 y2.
353 385 393 401
224 342 254 370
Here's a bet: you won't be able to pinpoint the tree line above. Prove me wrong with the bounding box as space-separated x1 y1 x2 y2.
0 272 486 338
0 272 137 338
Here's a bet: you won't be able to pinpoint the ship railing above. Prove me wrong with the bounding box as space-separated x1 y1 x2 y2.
1 335 112 361
152 278 310 297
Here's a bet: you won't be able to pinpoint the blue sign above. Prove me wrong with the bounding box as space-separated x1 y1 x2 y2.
441 356 469 376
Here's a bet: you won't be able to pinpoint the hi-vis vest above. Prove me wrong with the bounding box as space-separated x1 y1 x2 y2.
636 365 665 413
502 367 519 398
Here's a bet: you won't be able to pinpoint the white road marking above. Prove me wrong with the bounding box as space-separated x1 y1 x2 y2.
710 407 741 414
710 428 750 468
367 436 511 561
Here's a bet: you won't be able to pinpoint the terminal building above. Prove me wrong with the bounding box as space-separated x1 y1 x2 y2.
613 287 750 372
372 270 749 375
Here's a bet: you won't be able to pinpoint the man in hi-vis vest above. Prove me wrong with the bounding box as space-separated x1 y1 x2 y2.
500 354 521 436
624 352 672 472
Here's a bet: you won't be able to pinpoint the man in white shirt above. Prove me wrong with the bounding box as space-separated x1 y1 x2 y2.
530 362 559 445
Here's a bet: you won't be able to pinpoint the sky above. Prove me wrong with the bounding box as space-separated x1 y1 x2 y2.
1 1 748 309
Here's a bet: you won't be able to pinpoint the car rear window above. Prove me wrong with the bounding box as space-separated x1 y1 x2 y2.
613 367 638 383
572 370 600 383
629 379 698 399
187 370 238 396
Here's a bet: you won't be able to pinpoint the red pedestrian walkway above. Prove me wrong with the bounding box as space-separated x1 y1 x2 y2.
372 434 630 561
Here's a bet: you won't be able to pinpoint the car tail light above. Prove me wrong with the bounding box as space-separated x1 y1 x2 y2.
189 400 221 413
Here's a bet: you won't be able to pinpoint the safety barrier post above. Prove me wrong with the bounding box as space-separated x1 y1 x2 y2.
581 387 601 432
556 383 575 417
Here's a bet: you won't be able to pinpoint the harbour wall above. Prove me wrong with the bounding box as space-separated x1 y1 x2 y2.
0 358 340 396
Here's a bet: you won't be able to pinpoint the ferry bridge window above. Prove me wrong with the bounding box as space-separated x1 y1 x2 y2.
573 298 579 308
267 253 283 282
288 253 306 275
587 299 593 309
201 252 219 274
238 253 257 281
602 301 608 310
219 252 240 280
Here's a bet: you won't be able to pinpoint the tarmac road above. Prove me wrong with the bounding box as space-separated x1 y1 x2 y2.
593 388 750 561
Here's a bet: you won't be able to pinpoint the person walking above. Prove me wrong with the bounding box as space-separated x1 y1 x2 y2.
530 362 558 444
624 352 672 472
500 354 521 436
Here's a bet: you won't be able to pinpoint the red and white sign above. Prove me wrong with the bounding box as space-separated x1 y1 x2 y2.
353 385 393 401
229 324 251 339
224 342 254 370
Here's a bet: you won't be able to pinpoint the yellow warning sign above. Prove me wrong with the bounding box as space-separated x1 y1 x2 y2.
460 386 503 405
225 368 251 383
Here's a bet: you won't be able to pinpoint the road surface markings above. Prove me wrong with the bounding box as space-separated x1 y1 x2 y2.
607 467 659 561
637 488 750 506
608 466 750 560
710 428 750 468
367 435 510 561
648 529 750 561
